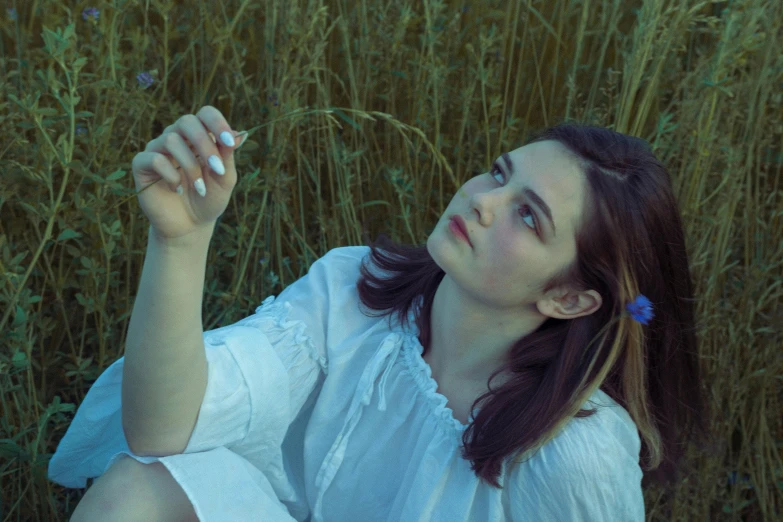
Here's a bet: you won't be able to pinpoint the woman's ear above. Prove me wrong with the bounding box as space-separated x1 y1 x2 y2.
536 288 602 320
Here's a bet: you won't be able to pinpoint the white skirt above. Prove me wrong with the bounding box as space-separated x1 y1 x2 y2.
47 326 318 522
101 447 299 521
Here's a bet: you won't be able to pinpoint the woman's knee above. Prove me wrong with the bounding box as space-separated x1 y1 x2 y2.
70 455 197 522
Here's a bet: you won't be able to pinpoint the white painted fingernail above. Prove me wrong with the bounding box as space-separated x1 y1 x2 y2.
208 155 225 175
176 184 183 195
194 178 206 197
220 131 235 147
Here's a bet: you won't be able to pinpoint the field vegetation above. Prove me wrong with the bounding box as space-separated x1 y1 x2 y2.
0 0 781 519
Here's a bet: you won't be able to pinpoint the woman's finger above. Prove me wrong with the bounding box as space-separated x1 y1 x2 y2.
132 151 184 193
193 106 243 174
171 114 227 180
145 132 204 194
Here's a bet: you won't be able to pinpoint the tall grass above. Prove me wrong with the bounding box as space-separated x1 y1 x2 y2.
0 0 780 519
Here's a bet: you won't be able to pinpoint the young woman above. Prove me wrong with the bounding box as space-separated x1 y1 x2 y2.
50 106 708 521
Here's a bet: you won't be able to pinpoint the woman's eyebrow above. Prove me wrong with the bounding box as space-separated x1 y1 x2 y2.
501 152 557 238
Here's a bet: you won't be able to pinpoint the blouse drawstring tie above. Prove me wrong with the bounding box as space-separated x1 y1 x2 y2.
312 332 404 521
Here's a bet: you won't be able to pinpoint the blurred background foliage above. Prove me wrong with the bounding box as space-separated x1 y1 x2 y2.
0 0 781 519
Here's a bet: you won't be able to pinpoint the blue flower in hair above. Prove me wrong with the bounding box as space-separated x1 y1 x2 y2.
580 294 654 361
625 295 654 325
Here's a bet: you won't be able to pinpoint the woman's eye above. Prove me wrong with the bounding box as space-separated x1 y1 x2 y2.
489 163 538 235
520 206 537 231
490 164 504 183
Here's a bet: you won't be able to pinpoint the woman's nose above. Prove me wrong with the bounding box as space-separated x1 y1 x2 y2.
470 189 506 225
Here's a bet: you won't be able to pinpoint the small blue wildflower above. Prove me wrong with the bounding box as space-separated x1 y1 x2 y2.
626 295 654 325
76 125 88 136
82 7 99 22
7 8 18 21
136 71 154 89
267 93 279 106
727 471 753 489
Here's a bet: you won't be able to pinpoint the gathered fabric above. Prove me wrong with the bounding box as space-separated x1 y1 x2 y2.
49 246 645 521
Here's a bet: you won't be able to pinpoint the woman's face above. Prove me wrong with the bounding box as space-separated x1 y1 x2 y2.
427 140 588 308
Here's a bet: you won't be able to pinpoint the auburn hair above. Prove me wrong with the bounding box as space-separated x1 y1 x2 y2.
355 122 710 489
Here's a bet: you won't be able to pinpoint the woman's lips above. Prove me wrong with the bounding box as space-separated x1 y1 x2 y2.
449 216 472 247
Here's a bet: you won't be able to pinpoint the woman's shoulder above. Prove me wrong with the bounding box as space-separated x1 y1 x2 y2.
317 245 371 293
512 388 642 480
555 389 641 465
317 245 387 330
323 245 371 264
504 389 645 520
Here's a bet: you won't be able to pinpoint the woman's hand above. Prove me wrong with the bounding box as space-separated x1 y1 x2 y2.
131 105 247 243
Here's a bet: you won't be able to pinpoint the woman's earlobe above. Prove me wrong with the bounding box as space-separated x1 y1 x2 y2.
535 298 554 318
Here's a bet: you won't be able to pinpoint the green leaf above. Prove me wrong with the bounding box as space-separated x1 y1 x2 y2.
245 167 261 182
0 439 24 459
73 56 88 71
10 252 27 265
36 107 59 117
41 27 60 55
63 24 76 42
106 169 126 182
239 139 259 152
355 200 391 209
56 229 82 242
12 306 26 328
47 395 75 414
330 108 361 130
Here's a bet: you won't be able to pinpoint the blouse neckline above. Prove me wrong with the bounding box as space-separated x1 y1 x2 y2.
404 334 471 433
395 302 472 435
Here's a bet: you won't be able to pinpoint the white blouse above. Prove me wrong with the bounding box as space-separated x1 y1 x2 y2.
48 245 645 521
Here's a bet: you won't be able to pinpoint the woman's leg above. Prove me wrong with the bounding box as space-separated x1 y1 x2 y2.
70 454 198 522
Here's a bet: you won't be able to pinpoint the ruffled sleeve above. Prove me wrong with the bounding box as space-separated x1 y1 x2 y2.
192 245 371 451
47 246 368 490
506 393 645 521
195 246 370 455
180 294 327 468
